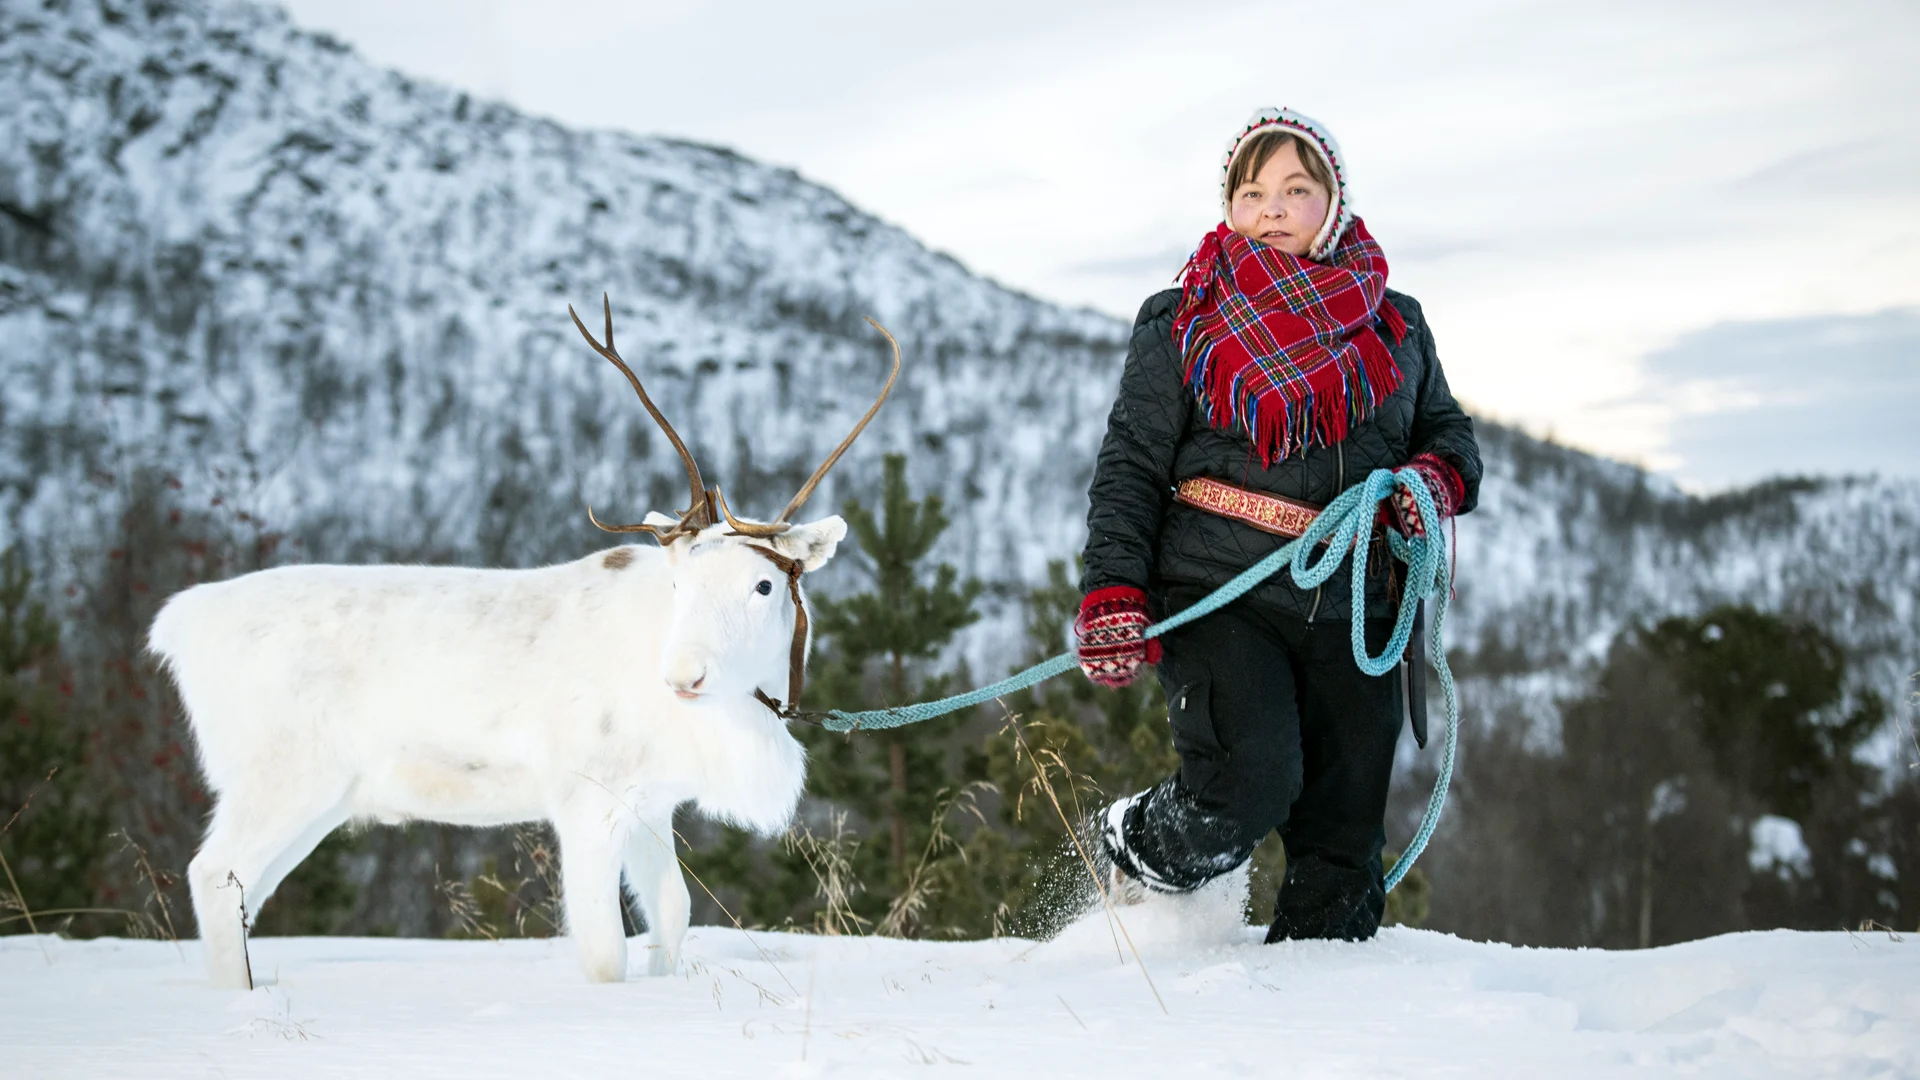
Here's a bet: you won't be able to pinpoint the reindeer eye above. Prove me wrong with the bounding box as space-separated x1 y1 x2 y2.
755 580 774 596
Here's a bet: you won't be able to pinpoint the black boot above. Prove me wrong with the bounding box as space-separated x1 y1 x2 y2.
1265 852 1385 943
1100 778 1260 894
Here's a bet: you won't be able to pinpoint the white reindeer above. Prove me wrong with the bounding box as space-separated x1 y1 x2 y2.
148 298 899 987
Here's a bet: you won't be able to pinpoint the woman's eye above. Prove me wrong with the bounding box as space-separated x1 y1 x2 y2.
755 580 774 595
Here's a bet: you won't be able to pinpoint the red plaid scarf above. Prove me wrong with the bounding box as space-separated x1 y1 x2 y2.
1171 219 1408 466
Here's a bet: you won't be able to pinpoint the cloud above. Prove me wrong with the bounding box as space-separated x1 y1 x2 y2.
1634 308 1920 488
1731 138 1920 197
278 0 1920 482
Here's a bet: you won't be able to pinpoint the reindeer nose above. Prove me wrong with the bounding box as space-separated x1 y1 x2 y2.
665 653 711 700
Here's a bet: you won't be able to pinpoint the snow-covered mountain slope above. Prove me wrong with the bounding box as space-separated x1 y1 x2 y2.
0 0 1123 586
3 0 1916 721
1455 426 1920 739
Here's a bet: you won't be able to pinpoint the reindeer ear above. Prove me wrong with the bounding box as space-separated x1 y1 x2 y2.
642 512 686 560
779 515 847 572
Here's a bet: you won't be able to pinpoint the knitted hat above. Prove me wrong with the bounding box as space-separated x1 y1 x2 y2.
1221 107 1353 261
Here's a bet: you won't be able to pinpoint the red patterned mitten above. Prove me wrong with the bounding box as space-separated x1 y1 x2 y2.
1074 586 1161 688
1383 453 1464 539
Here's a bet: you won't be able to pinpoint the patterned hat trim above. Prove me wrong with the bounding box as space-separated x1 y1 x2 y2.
1221 108 1353 260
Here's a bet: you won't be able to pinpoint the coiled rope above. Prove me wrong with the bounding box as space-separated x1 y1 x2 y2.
819 467 1458 893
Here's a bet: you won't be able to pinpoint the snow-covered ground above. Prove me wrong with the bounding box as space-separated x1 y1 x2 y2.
4 894 1913 1079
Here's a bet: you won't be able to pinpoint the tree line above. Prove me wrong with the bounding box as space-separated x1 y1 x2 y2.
2 458 1914 944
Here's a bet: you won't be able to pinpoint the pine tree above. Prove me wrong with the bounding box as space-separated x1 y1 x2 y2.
1429 604 1901 947
0 546 107 934
1640 606 1891 932
801 454 984 926
1642 605 1881 822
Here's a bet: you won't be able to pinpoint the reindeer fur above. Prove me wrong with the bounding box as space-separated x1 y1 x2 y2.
148 517 844 986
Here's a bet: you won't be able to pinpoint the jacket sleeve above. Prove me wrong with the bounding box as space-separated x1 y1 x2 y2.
1406 308 1483 515
1080 293 1190 594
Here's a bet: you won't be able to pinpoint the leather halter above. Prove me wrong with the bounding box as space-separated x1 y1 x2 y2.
744 544 809 720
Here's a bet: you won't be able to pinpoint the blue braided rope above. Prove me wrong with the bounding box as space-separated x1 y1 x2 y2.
820 467 1459 894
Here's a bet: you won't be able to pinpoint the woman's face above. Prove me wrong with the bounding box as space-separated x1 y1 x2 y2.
1227 140 1331 257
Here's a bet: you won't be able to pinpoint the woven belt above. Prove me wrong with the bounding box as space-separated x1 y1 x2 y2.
1173 476 1323 539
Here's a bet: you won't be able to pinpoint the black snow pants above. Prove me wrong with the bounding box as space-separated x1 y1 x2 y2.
1108 584 1404 941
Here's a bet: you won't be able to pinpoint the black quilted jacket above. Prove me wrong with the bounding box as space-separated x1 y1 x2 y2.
1080 287 1482 622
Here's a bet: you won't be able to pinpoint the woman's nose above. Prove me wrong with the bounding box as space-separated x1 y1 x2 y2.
1262 199 1285 218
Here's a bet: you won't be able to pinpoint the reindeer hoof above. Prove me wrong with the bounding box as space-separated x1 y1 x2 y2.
646 946 678 977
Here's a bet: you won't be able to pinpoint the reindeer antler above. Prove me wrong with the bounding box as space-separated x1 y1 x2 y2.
570 294 713 542
720 318 903 538
574 298 900 542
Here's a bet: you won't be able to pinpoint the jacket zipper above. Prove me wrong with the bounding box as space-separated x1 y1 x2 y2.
1306 444 1344 624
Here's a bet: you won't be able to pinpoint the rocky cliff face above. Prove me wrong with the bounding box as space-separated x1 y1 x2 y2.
4 0 1915 728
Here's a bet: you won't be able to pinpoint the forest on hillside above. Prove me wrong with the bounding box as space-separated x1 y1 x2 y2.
3 453 1914 950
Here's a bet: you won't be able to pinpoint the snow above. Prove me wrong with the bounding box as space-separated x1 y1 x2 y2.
4 908 1914 1078
1749 815 1814 879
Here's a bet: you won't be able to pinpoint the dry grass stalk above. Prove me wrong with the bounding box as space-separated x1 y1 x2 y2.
989 897 1013 939
663 822 800 997
221 871 254 990
508 825 564 936
1 787 194 943
437 827 566 940
1 766 56 838
686 956 792 1009
0 844 35 937
435 866 496 941
0 767 59 938
227 991 318 1040
997 711 1122 960
784 812 870 936
115 829 181 944
1002 708 1168 1015
876 782 991 939
1001 718 1107 830
0 904 156 931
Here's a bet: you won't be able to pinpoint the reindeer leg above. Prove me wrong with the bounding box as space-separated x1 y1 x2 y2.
621 815 689 976
189 783 348 988
554 805 628 983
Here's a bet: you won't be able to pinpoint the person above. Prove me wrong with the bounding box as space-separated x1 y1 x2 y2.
1074 107 1481 942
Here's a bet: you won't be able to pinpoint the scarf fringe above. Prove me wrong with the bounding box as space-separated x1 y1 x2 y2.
1173 221 1407 467
1179 313 1407 467
1380 301 1408 345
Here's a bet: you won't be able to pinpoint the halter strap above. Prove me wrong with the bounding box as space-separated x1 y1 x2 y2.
744 545 808 719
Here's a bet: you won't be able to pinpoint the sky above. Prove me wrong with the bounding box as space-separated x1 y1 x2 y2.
275 0 1920 490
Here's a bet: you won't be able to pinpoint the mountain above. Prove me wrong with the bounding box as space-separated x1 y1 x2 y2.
4 0 1916 737
1457 426 1919 752
0 0 1124 590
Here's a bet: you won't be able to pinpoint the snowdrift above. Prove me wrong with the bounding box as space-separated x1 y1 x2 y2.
3 919 1911 1078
